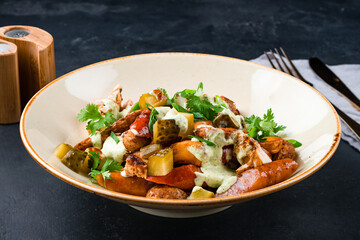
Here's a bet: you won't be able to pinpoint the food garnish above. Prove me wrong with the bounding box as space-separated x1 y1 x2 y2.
76 104 115 135
88 151 122 182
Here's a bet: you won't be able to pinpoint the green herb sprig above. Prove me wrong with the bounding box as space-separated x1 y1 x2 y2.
244 108 302 148
171 82 224 121
76 104 115 135
88 151 123 183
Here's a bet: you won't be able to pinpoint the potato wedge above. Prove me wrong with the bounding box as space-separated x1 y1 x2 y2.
171 140 202 166
139 89 167 109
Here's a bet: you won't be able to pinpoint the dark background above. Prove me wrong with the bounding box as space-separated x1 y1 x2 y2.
1 0 360 239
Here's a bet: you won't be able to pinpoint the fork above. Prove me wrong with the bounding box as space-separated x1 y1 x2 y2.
265 48 360 141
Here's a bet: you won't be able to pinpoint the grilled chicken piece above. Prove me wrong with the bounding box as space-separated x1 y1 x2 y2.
233 133 272 175
194 126 239 141
122 153 148 178
74 110 142 151
220 96 240 115
216 159 298 197
260 137 296 161
122 130 151 153
146 186 188 199
194 120 214 130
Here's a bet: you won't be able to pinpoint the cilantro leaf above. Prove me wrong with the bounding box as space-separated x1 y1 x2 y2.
244 108 286 142
88 157 123 183
188 135 216 146
77 104 116 135
287 139 302 148
110 131 120 144
130 102 140 112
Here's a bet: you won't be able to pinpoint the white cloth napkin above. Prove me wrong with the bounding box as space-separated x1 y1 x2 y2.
251 54 360 151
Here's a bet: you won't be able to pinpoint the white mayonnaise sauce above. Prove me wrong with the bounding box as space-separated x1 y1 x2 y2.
163 108 188 135
155 106 171 120
102 99 121 120
101 134 127 163
188 128 241 193
90 131 102 149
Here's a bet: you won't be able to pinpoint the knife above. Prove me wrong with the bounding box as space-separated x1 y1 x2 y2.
309 57 360 111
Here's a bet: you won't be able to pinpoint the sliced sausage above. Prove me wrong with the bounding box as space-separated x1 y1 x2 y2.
97 173 153 196
216 159 298 197
146 186 188 199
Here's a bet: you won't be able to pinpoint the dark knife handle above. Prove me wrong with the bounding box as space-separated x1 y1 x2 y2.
310 57 360 111
332 104 360 141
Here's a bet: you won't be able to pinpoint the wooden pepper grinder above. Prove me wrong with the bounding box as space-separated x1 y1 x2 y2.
0 25 56 120
0 40 21 124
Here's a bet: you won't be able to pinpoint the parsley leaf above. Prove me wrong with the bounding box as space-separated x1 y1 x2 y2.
188 135 216 146
244 108 286 142
287 139 302 148
130 102 140 112
110 131 120 144
76 104 116 135
145 103 159 133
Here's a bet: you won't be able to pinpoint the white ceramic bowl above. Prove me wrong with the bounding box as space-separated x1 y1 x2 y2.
20 53 341 218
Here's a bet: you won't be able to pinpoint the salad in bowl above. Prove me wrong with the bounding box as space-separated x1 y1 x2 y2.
54 82 301 200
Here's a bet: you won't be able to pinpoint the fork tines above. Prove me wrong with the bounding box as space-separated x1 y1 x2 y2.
265 48 313 86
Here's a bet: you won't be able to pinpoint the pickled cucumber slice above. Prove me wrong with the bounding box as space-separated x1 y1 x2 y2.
153 119 180 144
61 148 89 173
53 143 73 159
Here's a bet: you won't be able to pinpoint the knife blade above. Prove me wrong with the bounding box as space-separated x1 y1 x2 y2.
309 57 360 111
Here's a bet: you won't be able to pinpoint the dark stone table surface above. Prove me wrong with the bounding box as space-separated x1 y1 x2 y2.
1 0 359 239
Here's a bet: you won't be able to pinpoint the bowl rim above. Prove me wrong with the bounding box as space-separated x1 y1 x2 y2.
19 52 341 207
